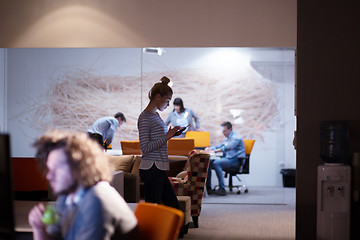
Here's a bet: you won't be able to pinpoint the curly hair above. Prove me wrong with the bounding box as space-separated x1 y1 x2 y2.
33 129 112 188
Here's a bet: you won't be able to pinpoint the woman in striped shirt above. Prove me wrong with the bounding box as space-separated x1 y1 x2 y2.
137 76 185 209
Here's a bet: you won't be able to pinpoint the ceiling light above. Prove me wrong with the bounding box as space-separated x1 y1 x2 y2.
143 47 164 56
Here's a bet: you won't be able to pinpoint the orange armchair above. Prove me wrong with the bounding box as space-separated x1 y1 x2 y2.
169 149 210 228
135 202 184 240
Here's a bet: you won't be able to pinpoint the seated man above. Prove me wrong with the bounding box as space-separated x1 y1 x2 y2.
205 121 245 196
28 129 141 240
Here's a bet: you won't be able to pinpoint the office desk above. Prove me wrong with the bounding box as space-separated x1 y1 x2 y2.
209 151 223 159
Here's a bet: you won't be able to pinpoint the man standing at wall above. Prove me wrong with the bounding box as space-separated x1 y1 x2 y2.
87 112 126 149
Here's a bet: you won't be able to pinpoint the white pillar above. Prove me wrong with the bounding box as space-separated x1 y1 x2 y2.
0 48 7 133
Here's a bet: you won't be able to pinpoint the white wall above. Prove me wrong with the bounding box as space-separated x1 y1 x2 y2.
0 0 297 48
0 49 6 133
234 49 296 186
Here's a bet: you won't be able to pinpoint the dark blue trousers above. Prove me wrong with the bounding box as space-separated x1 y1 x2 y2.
139 164 179 209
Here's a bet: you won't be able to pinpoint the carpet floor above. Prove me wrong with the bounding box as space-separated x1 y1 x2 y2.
183 186 296 240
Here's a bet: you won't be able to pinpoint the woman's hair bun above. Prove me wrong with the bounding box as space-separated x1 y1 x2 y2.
161 76 170 85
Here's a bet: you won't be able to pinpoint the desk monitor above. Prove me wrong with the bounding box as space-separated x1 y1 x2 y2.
0 134 15 239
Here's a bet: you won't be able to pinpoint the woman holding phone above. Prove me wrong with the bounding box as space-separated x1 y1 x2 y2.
137 76 183 208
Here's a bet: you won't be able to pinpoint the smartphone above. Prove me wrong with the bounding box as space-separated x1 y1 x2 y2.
174 124 191 136
179 124 191 131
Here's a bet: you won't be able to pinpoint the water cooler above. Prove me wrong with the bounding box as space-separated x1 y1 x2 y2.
317 121 351 240
317 164 351 240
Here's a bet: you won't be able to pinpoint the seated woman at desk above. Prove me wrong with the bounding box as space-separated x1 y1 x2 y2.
165 97 200 137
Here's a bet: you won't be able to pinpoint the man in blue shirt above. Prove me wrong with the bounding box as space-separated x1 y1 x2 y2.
205 121 245 196
87 112 126 149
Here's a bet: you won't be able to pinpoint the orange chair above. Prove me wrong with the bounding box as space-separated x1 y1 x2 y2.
167 138 195 156
103 139 112 149
223 139 255 194
185 131 210 149
120 140 141 155
134 202 184 240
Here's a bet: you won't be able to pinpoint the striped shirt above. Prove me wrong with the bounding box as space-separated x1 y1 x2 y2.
137 110 169 170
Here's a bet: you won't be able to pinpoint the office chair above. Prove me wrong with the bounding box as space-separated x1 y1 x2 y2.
223 139 255 194
134 202 184 240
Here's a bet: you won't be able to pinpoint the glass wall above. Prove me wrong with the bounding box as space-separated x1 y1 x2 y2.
5 47 295 186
